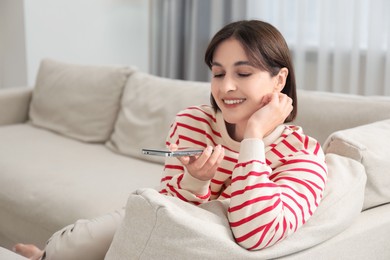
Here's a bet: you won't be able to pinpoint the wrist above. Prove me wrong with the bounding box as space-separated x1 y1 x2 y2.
239 138 266 162
244 121 265 139
180 172 210 196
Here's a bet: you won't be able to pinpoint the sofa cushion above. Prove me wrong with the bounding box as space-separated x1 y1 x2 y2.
0 124 161 249
106 71 210 164
0 247 27 260
294 90 390 145
106 153 366 259
324 119 390 210
29 59 132 143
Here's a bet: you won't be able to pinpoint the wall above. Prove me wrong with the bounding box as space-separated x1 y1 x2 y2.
0 0 150 88
0 0 28 88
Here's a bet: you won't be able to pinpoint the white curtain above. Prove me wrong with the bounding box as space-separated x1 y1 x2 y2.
150 0 247 81
151 0 390 96
248 0 390 95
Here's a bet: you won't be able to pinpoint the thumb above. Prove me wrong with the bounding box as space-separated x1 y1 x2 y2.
178 156 190 165
261 93 273 106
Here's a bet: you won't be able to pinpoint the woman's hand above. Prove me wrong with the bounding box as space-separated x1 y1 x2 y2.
244 92 293 140
169 144 225 181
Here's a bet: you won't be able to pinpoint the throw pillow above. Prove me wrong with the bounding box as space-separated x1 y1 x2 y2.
106 70 210 164
29 59 132 142
324 119 390 210
105 153 366 259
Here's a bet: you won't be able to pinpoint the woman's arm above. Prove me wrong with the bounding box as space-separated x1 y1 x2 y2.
228 133 327 250
159 107 224 204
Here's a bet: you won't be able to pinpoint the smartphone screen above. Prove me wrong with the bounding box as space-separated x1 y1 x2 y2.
142 148 204 157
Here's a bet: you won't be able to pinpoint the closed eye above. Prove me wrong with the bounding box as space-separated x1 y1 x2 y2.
213 73 225 78
238 73 251 77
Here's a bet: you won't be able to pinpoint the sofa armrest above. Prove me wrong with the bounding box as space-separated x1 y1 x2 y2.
0 87 32 126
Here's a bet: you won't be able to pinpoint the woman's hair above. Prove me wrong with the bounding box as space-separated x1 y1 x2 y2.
204 20 297 122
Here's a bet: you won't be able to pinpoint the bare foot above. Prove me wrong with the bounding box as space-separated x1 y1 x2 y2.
13 243 44 260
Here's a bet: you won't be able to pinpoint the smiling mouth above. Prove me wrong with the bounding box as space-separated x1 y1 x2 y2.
223 99 246 105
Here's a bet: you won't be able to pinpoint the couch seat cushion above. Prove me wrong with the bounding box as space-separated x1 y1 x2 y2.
0 124 161 249
29 59 132 143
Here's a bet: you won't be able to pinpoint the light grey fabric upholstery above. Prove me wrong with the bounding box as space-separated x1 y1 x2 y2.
294 90 390 144
324 119 390 210
0 247 27 260
106 153 366 259
29 59 133 143
106 70 210 164
0 87 31 126
0 124 161 249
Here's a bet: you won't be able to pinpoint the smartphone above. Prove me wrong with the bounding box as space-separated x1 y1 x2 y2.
142 148 204 157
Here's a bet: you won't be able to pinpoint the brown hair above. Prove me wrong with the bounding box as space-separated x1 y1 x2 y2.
204 20 297 122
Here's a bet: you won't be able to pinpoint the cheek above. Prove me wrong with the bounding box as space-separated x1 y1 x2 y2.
210 83 219 99
246 80 274 100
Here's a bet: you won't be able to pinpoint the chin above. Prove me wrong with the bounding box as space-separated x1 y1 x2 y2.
221 113 247 126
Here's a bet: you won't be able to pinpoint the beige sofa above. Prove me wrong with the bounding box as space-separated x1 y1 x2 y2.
1 59 390 259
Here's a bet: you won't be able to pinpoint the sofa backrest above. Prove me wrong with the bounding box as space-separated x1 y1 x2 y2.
294 90 390 144
25 59 390 158
106 70 210 164
106 70 390 164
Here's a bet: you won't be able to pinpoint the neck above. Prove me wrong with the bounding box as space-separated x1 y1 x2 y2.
225 121 246 142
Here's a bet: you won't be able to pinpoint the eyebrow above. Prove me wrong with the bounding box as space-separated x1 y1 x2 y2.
211 61 252 67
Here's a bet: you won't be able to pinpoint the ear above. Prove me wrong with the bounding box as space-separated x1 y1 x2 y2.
273 67 288 92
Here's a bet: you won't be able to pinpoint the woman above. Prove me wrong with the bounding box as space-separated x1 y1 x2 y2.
160 20 327 250
14 20 327 258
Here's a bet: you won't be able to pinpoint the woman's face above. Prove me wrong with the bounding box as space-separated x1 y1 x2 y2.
211 38 281 127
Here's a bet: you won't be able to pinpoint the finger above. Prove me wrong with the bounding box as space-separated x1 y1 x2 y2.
213 146 225 168
218 147 225 163
270 92 280 105
169 143 178 151
203 144 225 171
280 94 293 108
204 145 221 167
277 92 289 102
208 146 225 174
261 93 273 106
192 146 213 169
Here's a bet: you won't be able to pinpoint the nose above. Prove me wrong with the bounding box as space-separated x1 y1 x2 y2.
220 75 237 93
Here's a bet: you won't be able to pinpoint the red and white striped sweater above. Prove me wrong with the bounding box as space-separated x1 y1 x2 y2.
159 105 328 250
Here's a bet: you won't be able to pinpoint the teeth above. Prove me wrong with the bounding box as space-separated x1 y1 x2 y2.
223 99 244 105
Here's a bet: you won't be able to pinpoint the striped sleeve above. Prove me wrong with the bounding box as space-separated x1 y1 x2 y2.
228 132 327 250
158 106 217 204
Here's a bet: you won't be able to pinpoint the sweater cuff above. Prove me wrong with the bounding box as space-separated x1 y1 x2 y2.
180 172 210 196
239 138 266 163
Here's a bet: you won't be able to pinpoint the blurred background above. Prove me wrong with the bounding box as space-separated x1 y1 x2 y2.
1 0 389 95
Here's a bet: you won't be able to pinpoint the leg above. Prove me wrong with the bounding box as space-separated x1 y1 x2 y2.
15 209 124 260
